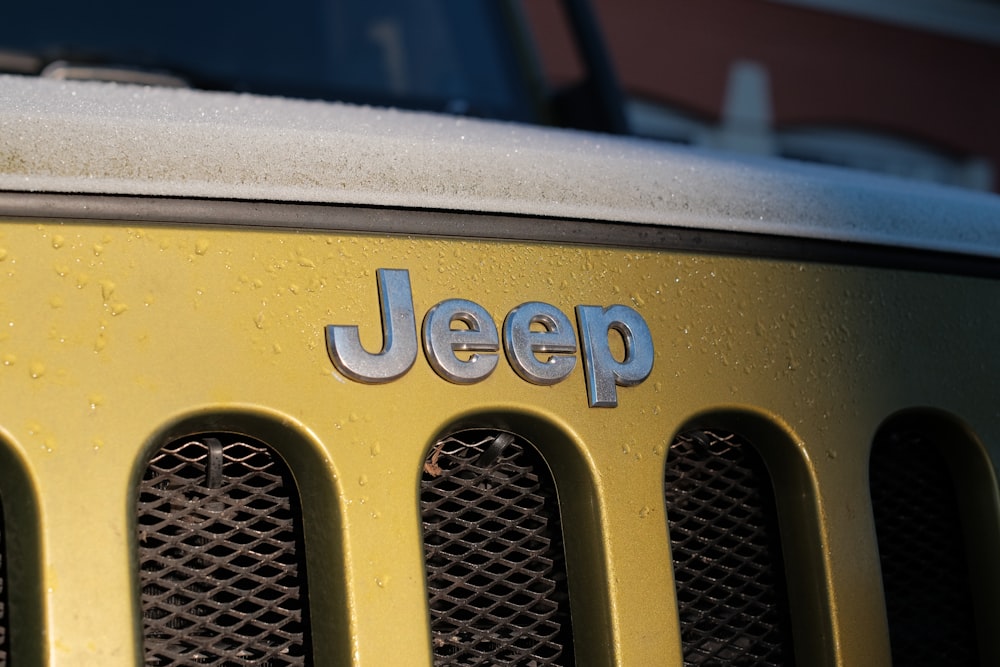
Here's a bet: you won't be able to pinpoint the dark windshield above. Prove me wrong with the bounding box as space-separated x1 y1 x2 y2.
1 0 540 122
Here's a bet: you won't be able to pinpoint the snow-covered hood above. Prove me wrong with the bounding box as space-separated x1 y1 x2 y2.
2 75 1000 259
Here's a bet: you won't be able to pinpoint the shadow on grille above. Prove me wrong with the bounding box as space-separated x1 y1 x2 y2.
665 430 796 666
870 428 978 666
420 429 573 666
137 434 310 666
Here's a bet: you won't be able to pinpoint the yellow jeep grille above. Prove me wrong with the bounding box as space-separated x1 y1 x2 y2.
0 201 998 665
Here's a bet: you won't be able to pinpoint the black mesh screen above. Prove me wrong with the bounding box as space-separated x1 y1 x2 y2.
420 429 574 666
137 435 310 666
869 428 979 666
664 430 796 666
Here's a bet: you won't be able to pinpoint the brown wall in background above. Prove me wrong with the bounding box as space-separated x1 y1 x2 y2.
524 0 1000 189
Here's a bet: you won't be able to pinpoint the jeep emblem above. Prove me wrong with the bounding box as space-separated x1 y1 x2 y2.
326 269 653 407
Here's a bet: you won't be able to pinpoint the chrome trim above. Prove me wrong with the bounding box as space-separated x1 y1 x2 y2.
503 302 577 386
576 305 654 408
422 299 500 384
325 268 418 383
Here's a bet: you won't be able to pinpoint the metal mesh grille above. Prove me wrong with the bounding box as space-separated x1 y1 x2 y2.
0 500 8 667
664 430 796 666
869 429 979 666
420 429 574 666
137 435 310 666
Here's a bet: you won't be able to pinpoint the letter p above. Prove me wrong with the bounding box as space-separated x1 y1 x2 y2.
576 305 654 407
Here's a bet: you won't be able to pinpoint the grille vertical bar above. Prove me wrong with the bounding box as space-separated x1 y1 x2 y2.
137 435 310 666
664 430 796 666
869 429 979 666
420 430 574 666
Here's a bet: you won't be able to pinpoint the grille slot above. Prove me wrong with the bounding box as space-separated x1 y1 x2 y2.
420 429 573 666
0 500 7 667
137 434 310 666
869 428 979 666
664 430 796 666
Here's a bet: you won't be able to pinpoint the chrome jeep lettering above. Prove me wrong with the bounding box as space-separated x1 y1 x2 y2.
326 269 653 407
423 299 500 384
503 302 577 385
325 268 418 383
575 305 655 408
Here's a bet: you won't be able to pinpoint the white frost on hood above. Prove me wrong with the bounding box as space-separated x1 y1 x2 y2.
2 75 1000 258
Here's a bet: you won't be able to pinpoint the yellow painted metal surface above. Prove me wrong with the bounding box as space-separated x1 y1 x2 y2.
0 215 998 665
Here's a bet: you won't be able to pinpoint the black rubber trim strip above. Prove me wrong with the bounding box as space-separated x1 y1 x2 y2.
1 191 998 278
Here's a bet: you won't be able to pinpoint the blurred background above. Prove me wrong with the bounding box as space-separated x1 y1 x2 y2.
4 0 998 192
523 0 1000 192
